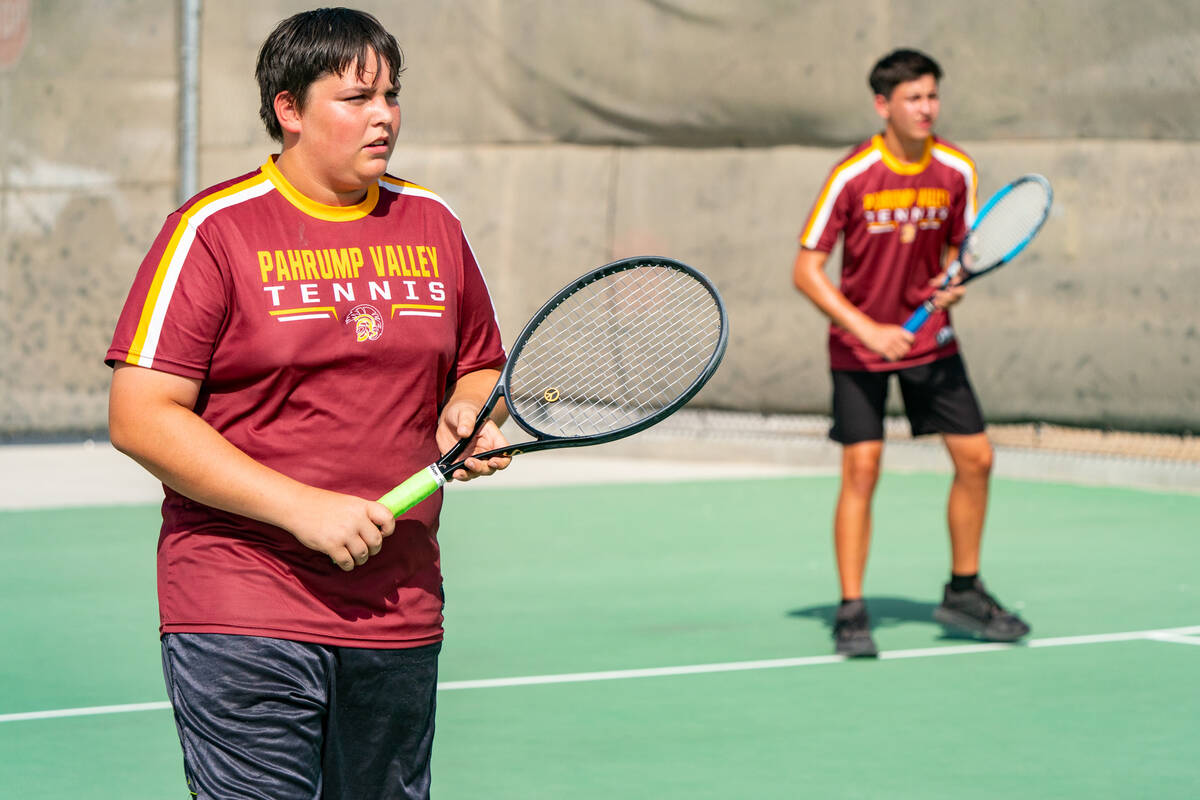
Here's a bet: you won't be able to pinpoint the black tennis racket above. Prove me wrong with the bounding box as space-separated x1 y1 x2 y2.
904 173 1053 332
379 256 729 517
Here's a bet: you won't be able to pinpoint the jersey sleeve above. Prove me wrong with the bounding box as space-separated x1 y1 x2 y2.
799 167 853 252
948 159 978 248
451 232 506 379
106 212 230 379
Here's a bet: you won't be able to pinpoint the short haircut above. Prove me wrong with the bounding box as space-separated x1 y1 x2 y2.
256 7 405 142
868 49 942 99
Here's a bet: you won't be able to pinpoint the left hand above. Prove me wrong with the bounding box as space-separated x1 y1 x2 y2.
436 401 512 482
928 268 967 310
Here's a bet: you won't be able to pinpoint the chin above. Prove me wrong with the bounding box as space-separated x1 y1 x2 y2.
360 160 391 182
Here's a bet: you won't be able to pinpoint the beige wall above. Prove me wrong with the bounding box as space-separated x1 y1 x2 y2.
1 0 177 437
3 0 1198 437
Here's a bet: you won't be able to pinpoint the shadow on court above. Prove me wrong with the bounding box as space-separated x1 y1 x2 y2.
788 595 980 641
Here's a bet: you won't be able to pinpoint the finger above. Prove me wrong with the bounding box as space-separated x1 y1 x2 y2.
456 411 478 439
362 527 384 556
471 457 499 476
332 548 355 572
368 502 397 535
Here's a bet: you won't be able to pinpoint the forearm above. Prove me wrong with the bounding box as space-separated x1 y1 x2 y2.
792 247 913 361
792 248 878 341
109 367 314 531
445 368 506 427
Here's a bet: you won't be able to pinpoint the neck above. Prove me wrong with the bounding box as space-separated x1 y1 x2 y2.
881 128 930 164
273 149 368 207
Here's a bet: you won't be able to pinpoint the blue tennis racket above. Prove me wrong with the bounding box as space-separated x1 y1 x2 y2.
904 173 1053 333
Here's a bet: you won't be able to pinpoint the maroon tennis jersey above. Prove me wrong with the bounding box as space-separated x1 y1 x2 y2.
800 134 978 371
106 158 506 648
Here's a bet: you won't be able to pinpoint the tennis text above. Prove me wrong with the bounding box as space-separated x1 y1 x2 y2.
256 245 441 283
862 187 951 227
256 245 447 313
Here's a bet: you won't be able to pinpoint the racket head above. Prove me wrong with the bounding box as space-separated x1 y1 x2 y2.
499 256 728 448
960 174 1053 282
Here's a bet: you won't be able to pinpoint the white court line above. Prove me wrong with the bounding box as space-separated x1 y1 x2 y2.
0 701 171 724
3 624 1197 725
1145 632 1200 647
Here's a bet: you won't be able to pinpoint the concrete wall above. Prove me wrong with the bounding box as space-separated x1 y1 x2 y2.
3 0 1198 437
1 0 177 437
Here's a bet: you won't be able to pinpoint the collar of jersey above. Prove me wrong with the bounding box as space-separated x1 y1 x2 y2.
872 134 932 175
262 157 379 221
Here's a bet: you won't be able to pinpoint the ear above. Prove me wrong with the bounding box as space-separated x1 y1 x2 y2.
273 90 303 137
872 93 890 121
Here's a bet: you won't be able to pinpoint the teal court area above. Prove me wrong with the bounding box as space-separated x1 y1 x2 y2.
1 450 1198 799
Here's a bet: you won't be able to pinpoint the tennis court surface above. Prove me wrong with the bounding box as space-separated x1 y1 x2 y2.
2 439 1197 798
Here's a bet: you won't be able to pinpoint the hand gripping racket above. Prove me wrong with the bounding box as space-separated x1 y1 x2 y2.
378 256 730 517
903 173 1053 333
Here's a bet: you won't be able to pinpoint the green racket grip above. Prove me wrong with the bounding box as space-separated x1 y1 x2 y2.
378 465 446 518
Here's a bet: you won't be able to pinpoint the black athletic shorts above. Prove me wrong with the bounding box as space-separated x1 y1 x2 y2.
161 633 441 800
829 353 986 445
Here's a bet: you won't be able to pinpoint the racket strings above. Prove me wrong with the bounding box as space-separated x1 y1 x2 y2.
532 291 712 390
514 278 718 419
966 181 1052 271
508 265 722 438
517 318 717 435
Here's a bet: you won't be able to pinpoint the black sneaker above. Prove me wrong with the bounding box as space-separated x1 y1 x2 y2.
933 578 1031 642
833 599 878 658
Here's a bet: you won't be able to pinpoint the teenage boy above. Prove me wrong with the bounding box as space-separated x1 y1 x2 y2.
792 48 1030 658
107 8 508 797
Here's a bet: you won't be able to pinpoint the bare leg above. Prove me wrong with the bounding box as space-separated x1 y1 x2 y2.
834 441 884 599
942 432 994 575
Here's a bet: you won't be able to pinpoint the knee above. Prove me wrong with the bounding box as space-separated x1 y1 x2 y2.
956 441 994 480
842 453 882 495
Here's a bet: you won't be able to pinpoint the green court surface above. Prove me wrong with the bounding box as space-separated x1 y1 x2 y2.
2 473 1198 798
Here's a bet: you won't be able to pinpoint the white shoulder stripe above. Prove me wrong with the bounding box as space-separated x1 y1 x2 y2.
378 178 461 221
379 177 505 355
931 148 978 228
801 151 881 249
139 180 276 366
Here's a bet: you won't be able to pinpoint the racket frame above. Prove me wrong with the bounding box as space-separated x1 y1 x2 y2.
380 256 729 516
903 173 1053 333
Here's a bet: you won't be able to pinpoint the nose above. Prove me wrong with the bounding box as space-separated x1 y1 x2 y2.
370 107 397 136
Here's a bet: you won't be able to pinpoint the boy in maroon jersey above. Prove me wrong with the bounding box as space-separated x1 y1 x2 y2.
792 49 1030 657
107 8 509 798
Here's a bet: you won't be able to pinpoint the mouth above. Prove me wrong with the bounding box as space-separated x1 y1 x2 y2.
364 137 391 153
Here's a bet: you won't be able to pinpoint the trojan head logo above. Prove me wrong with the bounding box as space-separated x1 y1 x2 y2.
346 304 383 342
900 223 917 244
543 387 560 403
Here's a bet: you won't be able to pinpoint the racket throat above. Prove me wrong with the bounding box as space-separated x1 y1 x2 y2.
425 464 448 489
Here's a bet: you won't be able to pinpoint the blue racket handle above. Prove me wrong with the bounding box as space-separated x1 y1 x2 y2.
902 303 934 333
902 260 962 333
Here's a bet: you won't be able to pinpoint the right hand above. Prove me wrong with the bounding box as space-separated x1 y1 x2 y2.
861 322 915 362
284 488 396 572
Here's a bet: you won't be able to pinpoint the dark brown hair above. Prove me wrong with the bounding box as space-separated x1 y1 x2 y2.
868 49 942 99
255 7 404 142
